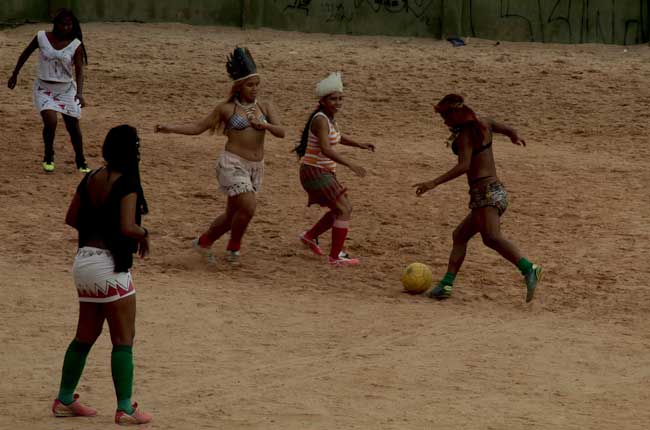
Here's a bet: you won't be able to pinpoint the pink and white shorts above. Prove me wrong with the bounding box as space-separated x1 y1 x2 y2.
73 247 135 303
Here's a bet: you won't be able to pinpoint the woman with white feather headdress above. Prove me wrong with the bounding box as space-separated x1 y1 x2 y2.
293 72 375 266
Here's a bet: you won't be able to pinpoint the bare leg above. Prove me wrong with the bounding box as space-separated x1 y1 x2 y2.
446 212 479 275
228 191 257 249
474 206 523 266
104 295 136 346
75 302 105 344
40 110 57 163
201 197 240 245
62 114 87 168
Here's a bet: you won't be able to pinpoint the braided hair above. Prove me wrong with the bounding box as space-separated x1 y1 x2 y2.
52 8 88 65
293 105 324 158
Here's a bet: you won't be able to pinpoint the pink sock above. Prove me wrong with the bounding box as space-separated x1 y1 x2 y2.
307 211 336 239
329 219 349 259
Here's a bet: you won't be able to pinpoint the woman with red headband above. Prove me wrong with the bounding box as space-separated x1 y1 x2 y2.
414 94 542 302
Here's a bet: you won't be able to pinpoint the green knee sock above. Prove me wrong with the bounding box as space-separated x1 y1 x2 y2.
517 258 533 276
441 272 456 286
111 345 134 414
57 340 93 404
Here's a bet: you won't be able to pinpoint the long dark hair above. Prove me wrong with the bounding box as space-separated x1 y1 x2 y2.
52 8 88 65
102 125 149 215
293 105 324 158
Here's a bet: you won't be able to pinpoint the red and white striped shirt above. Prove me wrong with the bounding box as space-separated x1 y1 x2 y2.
301 112 341 172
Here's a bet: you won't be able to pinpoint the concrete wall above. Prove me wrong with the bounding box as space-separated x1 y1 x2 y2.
1 0 648 45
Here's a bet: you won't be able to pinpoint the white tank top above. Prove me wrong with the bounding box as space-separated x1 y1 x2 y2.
36 31 81 82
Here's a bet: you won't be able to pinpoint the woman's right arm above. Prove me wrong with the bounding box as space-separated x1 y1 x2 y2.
8 36 38 89
313 116 366 177
120 193 150 257
154 105 222 135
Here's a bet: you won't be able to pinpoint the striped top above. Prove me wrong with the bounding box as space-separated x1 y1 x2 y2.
301 112 340 172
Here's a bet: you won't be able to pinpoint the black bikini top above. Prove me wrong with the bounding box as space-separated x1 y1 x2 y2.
450 126 493 156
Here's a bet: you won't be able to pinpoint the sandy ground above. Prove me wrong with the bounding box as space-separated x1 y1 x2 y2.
1 23 650 430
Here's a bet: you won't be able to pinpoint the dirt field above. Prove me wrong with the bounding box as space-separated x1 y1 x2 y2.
1 23 649 430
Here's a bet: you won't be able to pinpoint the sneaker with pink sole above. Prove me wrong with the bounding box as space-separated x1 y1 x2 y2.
52 394 97 417
299 232 324 256
115 402 153 425
328 255 360 266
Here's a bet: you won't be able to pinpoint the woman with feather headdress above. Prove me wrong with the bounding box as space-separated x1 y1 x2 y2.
293 72 375 266
155 47 285 264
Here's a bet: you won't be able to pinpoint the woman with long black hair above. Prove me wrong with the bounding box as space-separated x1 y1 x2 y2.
294 72 375 266
53 125 152 425
7 8 90 173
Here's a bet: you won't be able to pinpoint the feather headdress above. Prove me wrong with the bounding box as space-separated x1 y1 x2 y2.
226 47 258 82
316 71 343 98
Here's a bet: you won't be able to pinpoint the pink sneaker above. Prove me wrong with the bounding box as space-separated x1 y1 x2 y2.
115 402 153 425
52 394 97 417
300 232 324 256
328 255 360 266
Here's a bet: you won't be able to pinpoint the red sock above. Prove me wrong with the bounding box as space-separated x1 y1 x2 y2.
198 234 213 248
329 219 349 259
307 211 336 239
227 239 241 252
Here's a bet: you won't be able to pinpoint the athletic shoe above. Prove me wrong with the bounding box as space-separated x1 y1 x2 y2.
226 249 240 264
426 282 453 300
115 402 153 425
42 161 55 172
191 238 216 264
328 255 360 266
524 264 543 302
78 165 91 173
299 231 324 256
52 394 97 417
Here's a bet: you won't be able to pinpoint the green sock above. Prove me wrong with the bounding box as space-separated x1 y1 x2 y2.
111 345 134 414
441 272 456 286
517 258 534 276
57 340 93 404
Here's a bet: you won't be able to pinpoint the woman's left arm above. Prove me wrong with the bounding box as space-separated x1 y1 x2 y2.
341 134 375 152
65 192 81 228
256 102 285 138
73 45 85 107
486 118 525 146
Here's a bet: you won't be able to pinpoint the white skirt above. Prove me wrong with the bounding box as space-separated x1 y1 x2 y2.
73 247 135 303
33 78 81 118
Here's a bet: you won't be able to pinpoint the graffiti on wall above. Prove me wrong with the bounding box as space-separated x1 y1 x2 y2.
280 0 436 26
470 0 647 44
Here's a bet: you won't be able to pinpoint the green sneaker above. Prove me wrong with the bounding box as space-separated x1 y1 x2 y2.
524 264 543 302
426 282 453 300
42 161 55 172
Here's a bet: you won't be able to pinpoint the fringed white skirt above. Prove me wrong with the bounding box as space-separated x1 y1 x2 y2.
33 78 81 118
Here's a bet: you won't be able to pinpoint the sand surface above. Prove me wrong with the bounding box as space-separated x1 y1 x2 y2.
1 23 650 429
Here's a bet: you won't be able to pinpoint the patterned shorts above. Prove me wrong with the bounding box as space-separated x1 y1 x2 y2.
300 163 347 207
73 247 135 303
216 150 264 196
469 181 508 216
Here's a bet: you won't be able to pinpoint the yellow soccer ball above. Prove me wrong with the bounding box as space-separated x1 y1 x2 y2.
401 262 433 294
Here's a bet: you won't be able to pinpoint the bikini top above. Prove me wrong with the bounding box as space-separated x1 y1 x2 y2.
449 125 493 156
225 100 267 131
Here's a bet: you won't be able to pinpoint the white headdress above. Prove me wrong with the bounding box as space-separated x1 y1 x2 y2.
316 72 343 98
